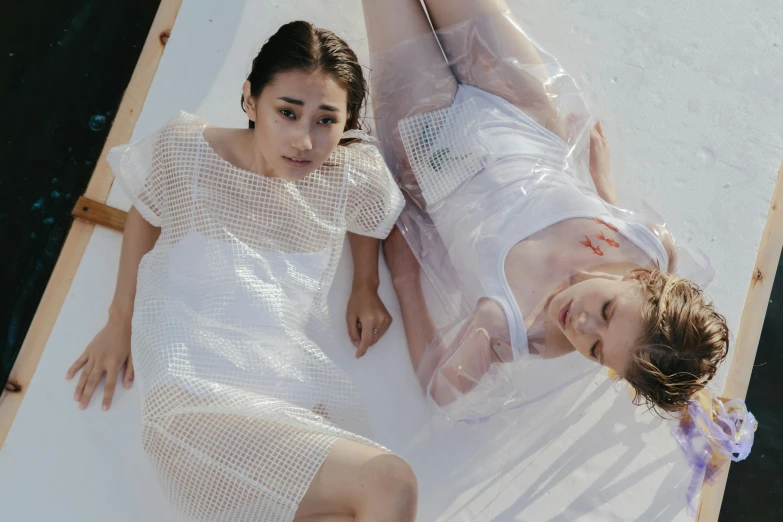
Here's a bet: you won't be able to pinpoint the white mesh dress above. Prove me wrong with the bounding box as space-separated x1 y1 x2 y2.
108 112 404 521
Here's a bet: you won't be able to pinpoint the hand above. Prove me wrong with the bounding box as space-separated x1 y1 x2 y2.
382 226 421 288
589 121 617 204
66 316 134 411
346 284 392 358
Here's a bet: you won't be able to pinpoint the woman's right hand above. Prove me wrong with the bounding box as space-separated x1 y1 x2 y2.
589 121 617 204
66 316 134 411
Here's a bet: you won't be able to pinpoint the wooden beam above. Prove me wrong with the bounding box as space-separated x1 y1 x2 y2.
0 0 183 449
696 158 783 521
72 197 128 232
85 0 183 204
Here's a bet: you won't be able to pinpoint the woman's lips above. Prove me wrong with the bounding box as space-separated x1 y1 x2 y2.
558 301 571 329
283 156 311 168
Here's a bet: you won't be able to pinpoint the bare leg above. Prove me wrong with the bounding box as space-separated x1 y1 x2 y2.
295 440 418 522
423 0 566 138
361 0 458 207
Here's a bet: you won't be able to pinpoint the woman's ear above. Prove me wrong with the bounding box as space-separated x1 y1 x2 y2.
242 81 256 122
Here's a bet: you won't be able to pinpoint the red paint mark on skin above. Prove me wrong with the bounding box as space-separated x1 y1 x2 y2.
596 232 620 248
593 216 619 232
580 235 605 256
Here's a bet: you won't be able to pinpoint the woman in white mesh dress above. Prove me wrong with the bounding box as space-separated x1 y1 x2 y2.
66 21 417 522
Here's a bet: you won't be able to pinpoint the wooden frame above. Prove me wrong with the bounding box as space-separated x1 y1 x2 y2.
696 158 783 521
0 0 183 446
1 2 780 520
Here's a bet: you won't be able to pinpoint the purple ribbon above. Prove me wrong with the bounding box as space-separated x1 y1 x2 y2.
671 397 757 515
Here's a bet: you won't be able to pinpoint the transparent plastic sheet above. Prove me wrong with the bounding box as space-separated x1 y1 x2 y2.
371 11 716 425
109 112 403 521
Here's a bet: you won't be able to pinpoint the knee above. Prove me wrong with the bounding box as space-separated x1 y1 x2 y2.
359 455 418 521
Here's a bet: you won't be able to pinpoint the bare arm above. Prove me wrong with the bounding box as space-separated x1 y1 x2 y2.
109 206 161 321
67 206 160 410
346 233 392 358
384 228 512 405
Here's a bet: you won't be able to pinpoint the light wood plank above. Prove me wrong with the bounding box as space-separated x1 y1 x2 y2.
696 158 783 521
0 0 183 448
0 221 95 445
84 0 183 203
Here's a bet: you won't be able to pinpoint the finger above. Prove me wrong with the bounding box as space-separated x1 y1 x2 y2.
346 314 361 348
80 367 104 410
377 316 392 339
371 315 390 343
356 318 375 358
596 120 605 136
103 367 118 411
123 354 134 389
66 352 88 380
74 360 94 402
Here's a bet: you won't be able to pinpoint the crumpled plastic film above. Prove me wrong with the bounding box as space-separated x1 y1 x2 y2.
372 12 715 423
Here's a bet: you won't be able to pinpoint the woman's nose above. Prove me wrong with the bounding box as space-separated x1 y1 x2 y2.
574 313 597 334
291 128 313 152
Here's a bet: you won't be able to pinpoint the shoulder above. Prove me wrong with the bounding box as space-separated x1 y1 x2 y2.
142 111 207 167
157 111 206 145
643 222 678 272
340 139 388 176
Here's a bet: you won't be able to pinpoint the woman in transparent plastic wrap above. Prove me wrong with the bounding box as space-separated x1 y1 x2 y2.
66 21 418 522
363 0 733 420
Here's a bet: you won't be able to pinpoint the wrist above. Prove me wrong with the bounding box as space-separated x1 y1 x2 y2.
391 272 421 293
351 277 380 292
108 301 134 326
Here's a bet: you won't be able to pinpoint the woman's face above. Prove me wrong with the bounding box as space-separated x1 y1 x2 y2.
244 69 348 180
548 276 646 375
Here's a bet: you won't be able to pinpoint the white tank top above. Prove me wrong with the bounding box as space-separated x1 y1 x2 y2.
426 86 669 358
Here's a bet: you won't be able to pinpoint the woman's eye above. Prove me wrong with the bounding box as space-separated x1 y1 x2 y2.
601 300 611 320
280 109 295 119
318 117 336 125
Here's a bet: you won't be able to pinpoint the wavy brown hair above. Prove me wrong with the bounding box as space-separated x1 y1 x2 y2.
623 268 729 415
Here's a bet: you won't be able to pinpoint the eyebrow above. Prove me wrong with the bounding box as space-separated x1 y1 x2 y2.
278 97 339 112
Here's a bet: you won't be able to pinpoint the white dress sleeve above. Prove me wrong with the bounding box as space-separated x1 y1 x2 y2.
107 111 201 227
343 141 405 239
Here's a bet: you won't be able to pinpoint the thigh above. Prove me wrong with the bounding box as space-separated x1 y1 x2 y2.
363 0 456 107
424 0 565 138
363 0 457 207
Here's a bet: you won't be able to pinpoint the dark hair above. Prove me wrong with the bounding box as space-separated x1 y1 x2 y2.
241 21 367 140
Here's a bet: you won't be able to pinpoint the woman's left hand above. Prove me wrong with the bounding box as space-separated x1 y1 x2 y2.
346 284 392 358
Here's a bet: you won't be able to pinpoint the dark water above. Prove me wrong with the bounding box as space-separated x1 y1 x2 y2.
0 1 780 519
721 249 783 521
0 0 160 387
